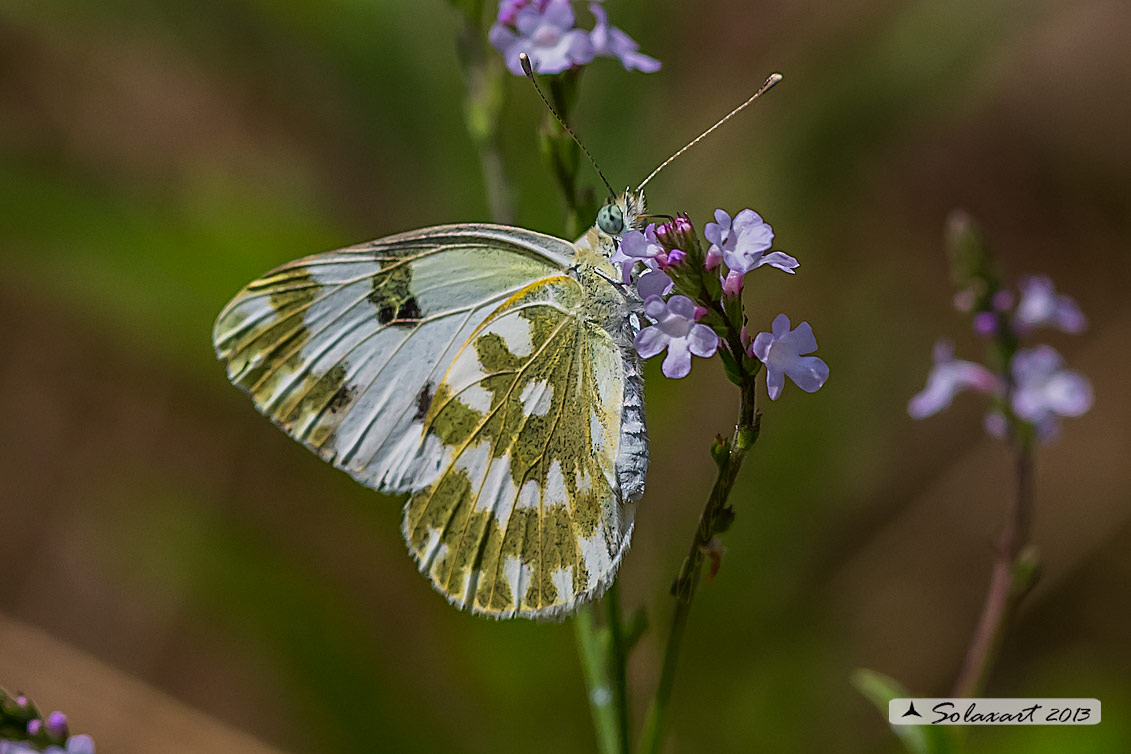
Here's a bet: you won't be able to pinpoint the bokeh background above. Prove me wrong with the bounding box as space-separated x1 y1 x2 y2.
2 0 1129 752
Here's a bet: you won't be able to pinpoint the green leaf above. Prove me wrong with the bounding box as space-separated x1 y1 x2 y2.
851 669 957 754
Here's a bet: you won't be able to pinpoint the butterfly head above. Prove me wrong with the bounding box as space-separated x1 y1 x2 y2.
596 189 645 238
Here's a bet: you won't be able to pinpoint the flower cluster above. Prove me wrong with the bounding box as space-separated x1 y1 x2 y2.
909 215 1092 442
0 690 95 754
490 1 660 76
621 208 828 400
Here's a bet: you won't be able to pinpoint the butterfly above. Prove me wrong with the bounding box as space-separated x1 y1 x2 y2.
212 193 650 620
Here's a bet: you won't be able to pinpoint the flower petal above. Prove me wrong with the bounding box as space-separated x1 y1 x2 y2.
643 294 667 321
687 323 720 358
636 269 673 298
770 313 791 338
756 251 799 274
780 319 817 355
786 355 829 393
633 325 667 359
661 338 692 378
666 294 697 321
765 366 785 400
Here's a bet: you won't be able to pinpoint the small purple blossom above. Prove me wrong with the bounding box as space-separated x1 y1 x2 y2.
634 295 718 378
616 225 673 298
704 208 798 276
722 269 744 297
489 1 595 76
1009 345 1093 439
907 341 1001 419
589 3 661 72
45 712 68 740
973 311 998 336
1015 275 1087 333
750 314 829 400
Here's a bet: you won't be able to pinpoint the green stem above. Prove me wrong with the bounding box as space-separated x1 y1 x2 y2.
456 12 515 224
575 607 621 754
606 582 631 753
638 344 761 754
952 438 1037 698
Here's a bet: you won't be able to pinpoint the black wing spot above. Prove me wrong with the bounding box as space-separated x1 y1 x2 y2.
414 381 435 421
327 383 356 414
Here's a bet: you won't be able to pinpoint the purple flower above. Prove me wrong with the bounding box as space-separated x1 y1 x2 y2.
0 741 37 754
1009 345 1092 439
616 225 673 298
634 295 719 378
1015 275 1087 333
64 735 96 754
489 1 595 76
973 311 998 336
704 208 798 276
45 712 68 740
589 3 661 72
750 314 829 400
907 341 1001 419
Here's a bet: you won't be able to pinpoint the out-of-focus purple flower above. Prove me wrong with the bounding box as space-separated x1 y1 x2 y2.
589 3 661 72
489 1 595 76
1015 275 1087 333
25 721 41 737
634 295 719 378
722 269 744 297
63 735 96 754
908 341 1001 419
0 741 37 754
497 0 544 26
45 713 68 740
1009 345 1092 439
973 311 998 336
704 208 798 276
750 314 829 400
992 289 1014 311
953 289 975 312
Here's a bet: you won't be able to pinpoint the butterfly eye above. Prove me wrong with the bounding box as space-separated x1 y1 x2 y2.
597 204 625 235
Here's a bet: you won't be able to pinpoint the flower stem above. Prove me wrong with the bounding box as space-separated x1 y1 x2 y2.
638 345 761 754
606 582 632 753
574 606 622 754
952 438 1037 698
456 12 515 224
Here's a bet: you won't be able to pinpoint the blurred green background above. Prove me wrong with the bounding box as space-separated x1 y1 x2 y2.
2 0 1129 752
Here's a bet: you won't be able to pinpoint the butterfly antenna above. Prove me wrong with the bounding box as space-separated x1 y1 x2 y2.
519 53 617 201
636 72 783 193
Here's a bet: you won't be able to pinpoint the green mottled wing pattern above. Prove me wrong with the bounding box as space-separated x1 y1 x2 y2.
403 275 636 619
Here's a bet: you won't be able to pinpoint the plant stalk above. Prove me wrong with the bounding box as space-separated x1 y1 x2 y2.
456 12 515 224
952 439 1036 698
638 337 761 754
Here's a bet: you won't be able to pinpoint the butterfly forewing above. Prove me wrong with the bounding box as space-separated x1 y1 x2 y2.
404 276 635 618
212 225 574 493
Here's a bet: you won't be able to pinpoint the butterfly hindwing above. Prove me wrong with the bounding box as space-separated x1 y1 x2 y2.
212 224 575 494
404 275 640 618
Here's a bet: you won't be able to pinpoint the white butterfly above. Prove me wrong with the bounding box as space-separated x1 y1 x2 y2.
213 193 649 620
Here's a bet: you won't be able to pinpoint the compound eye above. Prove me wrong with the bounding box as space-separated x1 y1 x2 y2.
597 204 625 235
